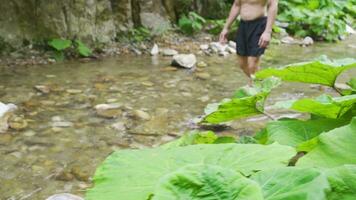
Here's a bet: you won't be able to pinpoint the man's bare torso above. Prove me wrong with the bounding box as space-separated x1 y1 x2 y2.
239 0 268 21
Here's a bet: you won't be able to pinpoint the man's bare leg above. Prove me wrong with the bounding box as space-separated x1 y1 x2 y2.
237 55 249 78
247 56 261 83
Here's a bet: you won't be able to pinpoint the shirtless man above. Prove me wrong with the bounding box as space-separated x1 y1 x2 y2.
219 0 278 84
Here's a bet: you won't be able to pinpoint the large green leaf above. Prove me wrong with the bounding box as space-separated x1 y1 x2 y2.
264 117 350 148
75 40 92 57
255 58 356 86
152 164 263 200
201 95 265 124
234 77 281 98
274 94 356 119
326 165 356 200
48 39 72 51
251 168 330 200
162 131 236 148
297 117 356 168
86 143 295 200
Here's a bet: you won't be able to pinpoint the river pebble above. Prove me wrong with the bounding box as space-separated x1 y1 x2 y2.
46 193 84 200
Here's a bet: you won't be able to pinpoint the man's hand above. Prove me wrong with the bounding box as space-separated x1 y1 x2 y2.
219 28 229 44
258 31 271 48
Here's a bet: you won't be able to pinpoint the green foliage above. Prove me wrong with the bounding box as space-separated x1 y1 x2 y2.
255 57 356 87
251 168 330 200
48 39 72 51
86 143 295 200
326 165 356 199
153 164 263 200
48 38 92 61
162 131 236 148
178 12 206 35
274 94 356 119
74 40 92 57
297 117 356 168
127 27 152 42
278 0 354 41
261 117 351 148
86 57 356 200
201 77 281 124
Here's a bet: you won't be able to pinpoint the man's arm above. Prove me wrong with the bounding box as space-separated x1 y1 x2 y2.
219 0 241 44
259 0 278 48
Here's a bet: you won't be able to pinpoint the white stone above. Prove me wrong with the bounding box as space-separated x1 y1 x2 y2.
210 42 227 53
226 46 237 54
302 36 314 46
281 36 296 44
228 41 237 49
95 103 122 111
162 48 178 56
46 193 84 200
346 25 356 35
51 121 73 128
150 44 159 56
171 54 197 69
0 102 17 133
199 44 209 51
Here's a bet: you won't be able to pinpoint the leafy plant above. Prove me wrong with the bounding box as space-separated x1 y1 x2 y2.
86 143 295 200
178 12 206 35
278 0 353 41
48 38 92 61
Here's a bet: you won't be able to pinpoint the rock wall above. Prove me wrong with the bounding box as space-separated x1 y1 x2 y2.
0 0 229 49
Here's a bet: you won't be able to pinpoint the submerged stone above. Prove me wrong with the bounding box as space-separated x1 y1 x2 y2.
46 193 83 200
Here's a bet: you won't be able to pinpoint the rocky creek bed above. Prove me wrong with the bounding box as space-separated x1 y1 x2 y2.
0 36 355 200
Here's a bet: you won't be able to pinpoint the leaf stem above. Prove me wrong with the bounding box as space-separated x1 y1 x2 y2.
263 111 276 121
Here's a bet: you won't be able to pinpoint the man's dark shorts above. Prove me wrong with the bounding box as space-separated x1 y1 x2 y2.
236 17 267 57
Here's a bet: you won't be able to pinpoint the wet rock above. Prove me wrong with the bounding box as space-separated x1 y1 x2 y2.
56 170 74 181
171 54 197 69
95 103 122 110
162 48 178 56
228 41 237 49
0 102 17 133
302 36 314 46
0 133 13 144
195 72 211 80
95 103 122 118
200 44 209 50
46 193 83 200
281 36 296 44
150 44 159 56
218 51 229 57
71 166 91 182
34 85 50 94
9 117 28 130
97 109 122 119
66 89 82 94
199 95 210 102
51 121 73 128
111 121 126 132
226 46 237 54
210 42 227 53
133 110 151 121
141 81 154 87
197 61 208 68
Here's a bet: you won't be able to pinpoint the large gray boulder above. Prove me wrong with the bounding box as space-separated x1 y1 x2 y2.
171 54 197 69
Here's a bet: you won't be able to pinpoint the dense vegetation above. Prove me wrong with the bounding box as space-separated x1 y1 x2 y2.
85 57 356 200
177 0 355 41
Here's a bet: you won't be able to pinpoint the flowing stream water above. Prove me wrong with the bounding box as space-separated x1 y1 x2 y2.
0 36 355 200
